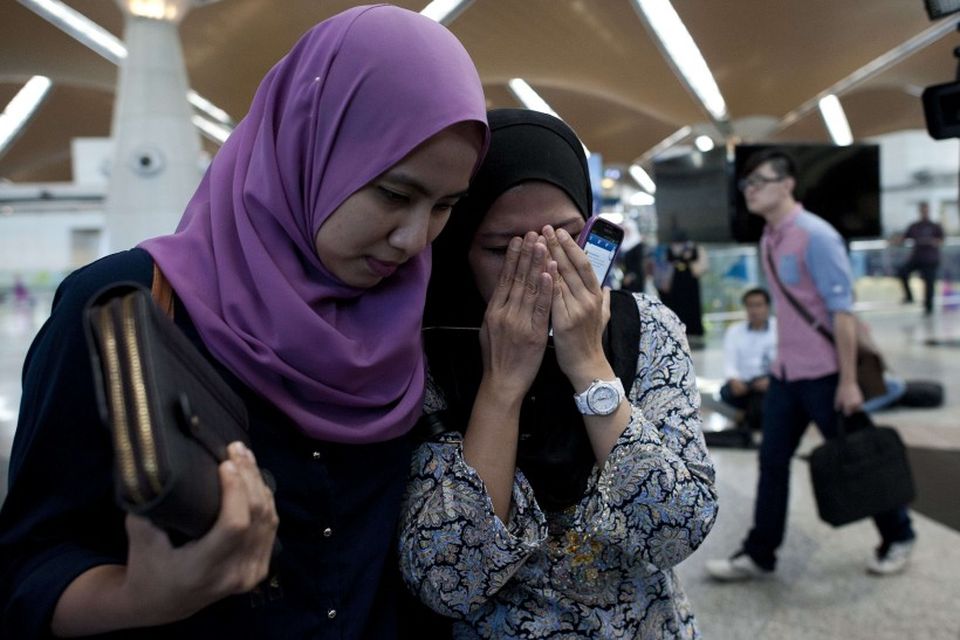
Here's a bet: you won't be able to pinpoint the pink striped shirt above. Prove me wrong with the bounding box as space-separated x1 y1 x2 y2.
761 206 854 381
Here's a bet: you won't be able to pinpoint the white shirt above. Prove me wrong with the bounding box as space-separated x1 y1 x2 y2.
723 319 778 381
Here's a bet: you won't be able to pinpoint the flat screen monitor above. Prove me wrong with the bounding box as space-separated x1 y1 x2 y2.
653 148 733 243
732 144 881 242
652 144 882 244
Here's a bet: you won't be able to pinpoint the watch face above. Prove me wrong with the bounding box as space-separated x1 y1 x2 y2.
588 383 620 415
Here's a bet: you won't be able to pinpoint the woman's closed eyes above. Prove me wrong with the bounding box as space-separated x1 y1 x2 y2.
377 185 461 214
377 186 410 204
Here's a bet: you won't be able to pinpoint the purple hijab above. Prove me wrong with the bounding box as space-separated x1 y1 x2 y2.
141 5 488 444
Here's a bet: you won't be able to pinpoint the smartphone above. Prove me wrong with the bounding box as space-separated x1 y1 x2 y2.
577 216 624 286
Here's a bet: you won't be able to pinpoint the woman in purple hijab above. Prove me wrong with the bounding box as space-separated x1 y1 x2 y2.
0 5 487 638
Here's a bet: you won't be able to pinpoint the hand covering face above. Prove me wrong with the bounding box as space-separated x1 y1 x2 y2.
424 109 602 511
426 108 592 331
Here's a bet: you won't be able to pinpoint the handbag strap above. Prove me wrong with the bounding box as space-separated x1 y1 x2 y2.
764 245 835 345
151 263 175 320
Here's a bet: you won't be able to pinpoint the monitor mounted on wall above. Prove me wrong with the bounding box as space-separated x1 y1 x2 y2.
732 143 882 243
653 148 734 244
652 144 881 244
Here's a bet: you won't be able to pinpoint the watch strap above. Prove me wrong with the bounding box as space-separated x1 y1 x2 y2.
573 377 625 415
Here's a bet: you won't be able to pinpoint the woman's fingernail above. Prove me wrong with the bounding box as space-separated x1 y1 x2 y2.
224 461 238 474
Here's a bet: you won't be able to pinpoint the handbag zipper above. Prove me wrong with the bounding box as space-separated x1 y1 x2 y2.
98 306 144 504
122 295 164 496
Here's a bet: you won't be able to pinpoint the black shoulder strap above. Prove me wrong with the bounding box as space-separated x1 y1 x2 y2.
606 290 642 388
764 244 835 345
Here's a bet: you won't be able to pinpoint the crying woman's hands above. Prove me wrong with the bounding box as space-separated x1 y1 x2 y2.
477 226 613 401
479 231 554 401
542 225 611 389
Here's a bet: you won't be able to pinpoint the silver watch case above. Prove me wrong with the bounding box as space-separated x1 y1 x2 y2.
573 378 625 416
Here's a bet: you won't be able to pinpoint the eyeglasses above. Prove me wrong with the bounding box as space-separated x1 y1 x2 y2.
737 175 785 192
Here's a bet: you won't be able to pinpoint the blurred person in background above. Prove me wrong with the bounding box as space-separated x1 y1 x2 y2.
719 287 777 436
894 201 944 316
656 229 708 349
619 239 648 293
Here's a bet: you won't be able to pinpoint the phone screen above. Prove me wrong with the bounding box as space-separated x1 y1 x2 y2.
579 218 624 286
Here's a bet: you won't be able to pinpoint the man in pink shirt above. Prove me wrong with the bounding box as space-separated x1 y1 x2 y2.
706 150 915 581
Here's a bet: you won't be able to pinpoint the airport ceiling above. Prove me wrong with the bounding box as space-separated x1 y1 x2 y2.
1 0 959 183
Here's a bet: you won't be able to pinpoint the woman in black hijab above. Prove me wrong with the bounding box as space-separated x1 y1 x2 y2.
399 109 717 639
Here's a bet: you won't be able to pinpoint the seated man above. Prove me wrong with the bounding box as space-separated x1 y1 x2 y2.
720 287 777 431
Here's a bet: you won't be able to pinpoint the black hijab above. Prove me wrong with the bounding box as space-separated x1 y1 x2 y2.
423 109 597 512
425 108 592 330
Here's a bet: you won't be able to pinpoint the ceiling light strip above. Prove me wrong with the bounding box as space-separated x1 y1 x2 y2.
18 0 234 133
818 95 853 145
191 114 231 144
635 125 692 165
507 78 592 157
20 0 127 63
777 15 960 132
628 191 655 206
508 79 561 118
126 0 184 21
630 0 730 128
628 164 657 193
186 91 234 127
0 76 53 158
420 0 474 26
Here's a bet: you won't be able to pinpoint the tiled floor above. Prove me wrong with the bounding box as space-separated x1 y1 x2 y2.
684 303 960 639
1 294 958 638
676 446 960 639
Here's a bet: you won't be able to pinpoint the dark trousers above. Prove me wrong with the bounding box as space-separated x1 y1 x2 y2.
742 374 914 570
719 382 764 431
898 259 938 313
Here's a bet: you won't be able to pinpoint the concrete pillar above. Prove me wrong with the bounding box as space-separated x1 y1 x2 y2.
104 1 203 251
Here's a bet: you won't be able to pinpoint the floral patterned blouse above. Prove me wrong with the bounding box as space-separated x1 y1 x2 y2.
399 294 718 639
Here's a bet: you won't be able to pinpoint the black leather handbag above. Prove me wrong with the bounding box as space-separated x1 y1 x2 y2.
85 281 251 542
809 412 915 527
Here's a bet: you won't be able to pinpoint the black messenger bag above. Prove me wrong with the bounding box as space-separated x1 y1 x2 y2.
809 412 915 527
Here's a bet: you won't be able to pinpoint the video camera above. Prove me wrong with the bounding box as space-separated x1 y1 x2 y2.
922 0 960 138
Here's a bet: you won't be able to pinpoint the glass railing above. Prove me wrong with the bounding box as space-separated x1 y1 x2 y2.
4 238 960 338
692 238 960 331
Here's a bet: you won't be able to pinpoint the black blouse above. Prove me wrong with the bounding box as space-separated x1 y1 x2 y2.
0 248 413 639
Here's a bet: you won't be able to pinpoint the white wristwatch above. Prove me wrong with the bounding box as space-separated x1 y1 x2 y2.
573 378 625 416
